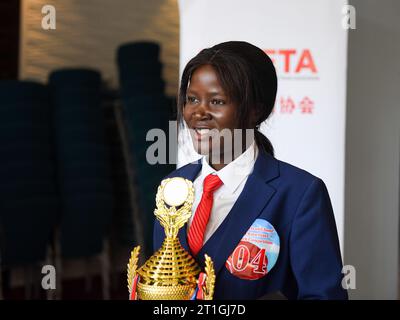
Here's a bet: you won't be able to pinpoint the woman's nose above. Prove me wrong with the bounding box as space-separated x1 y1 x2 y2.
193 101 210 120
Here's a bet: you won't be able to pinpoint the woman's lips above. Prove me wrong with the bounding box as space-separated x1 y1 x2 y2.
192 128 211 141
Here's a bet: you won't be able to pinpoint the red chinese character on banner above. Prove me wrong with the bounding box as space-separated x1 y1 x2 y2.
279 96 296 114
299 96 314 114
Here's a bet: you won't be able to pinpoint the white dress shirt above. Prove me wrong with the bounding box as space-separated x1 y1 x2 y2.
187 142 259 244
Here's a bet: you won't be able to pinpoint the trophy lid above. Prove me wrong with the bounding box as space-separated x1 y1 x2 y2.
163 177 189 207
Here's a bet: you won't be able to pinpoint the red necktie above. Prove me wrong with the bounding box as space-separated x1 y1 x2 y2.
188 174 223 256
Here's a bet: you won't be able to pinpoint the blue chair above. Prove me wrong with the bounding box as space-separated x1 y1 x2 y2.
116 41 180 258
0 81 59 298
49 69 114 299
49 69 113 259
117 42 160 63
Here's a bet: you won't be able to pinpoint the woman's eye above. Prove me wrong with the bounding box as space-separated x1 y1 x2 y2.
211 99 225 105
186 96 199 104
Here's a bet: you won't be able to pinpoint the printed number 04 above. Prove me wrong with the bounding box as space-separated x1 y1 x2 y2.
231 245 267 274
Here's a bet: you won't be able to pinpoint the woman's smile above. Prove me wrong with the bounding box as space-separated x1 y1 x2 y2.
194 128 211 140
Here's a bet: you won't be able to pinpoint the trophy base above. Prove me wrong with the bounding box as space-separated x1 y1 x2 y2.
137 282 196 300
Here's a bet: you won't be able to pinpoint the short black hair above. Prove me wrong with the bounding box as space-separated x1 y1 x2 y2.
177 41 277 156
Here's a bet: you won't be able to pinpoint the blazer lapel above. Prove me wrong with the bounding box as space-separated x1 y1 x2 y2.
196 151 280 275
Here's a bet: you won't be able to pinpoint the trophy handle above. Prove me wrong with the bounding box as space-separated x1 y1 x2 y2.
127 246 140 298
196 254 216 300
203 254 216 300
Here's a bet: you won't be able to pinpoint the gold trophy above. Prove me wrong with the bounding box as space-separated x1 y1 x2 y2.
127 177 216 300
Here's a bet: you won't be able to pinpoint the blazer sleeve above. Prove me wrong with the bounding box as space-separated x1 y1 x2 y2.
289 178 348 300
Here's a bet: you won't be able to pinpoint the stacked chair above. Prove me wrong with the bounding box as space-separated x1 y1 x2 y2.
49 69 114 298
0 40 173 298
102 91 135 247
117 42 175 257
0 81 59 298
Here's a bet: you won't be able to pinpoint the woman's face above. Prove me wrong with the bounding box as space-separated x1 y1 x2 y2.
183 64 239 161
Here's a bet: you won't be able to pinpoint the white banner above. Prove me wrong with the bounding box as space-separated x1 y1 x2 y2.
178 0 348 250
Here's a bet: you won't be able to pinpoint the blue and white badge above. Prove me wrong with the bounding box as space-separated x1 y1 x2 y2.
226 219 280 280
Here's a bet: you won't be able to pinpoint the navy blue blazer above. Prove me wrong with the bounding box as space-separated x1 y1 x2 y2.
153 149 348 300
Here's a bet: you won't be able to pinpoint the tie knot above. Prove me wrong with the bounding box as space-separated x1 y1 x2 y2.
203 174 223 194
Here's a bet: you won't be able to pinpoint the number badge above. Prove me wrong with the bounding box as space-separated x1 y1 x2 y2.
225 219 280 280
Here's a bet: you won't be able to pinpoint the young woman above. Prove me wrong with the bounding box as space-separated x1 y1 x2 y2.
153 41 347 300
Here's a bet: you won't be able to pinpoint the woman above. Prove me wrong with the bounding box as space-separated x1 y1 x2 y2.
153 41 347 300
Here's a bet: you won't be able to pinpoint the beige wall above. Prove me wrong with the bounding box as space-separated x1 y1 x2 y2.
20 0 180 96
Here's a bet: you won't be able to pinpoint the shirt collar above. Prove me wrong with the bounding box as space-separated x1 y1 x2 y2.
200 142 258 194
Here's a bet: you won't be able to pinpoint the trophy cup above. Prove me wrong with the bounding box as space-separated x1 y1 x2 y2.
127 177 216 300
